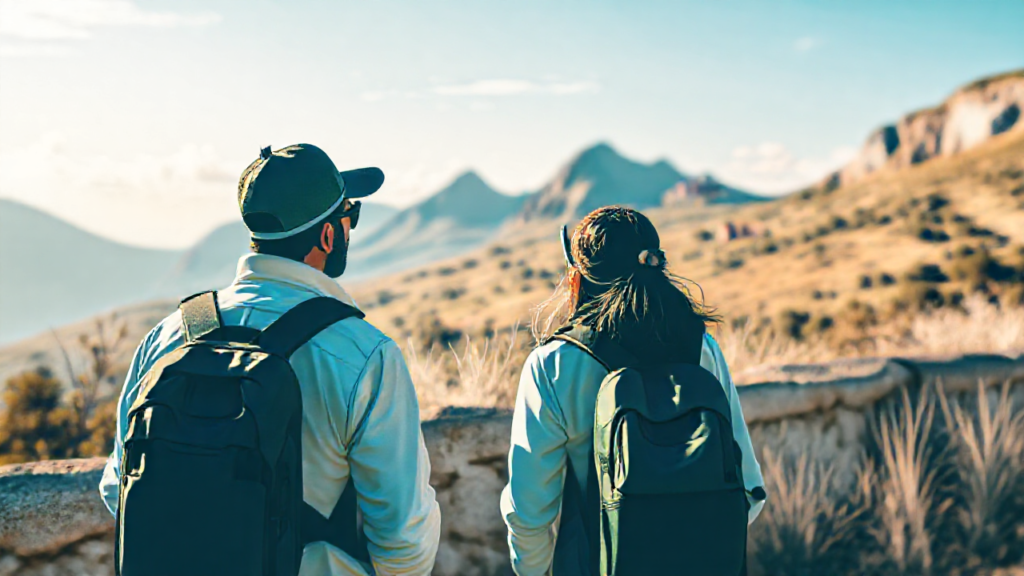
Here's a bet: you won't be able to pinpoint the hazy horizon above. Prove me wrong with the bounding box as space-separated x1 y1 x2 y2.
1 0 1021 248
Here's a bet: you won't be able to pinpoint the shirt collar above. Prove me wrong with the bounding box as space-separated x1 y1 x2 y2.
232 253 360 309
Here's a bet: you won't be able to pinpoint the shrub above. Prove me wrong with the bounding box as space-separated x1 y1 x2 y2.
896 282 946 311
696 230 714 242
906 263 950 283
440 287 465 300
950 249 1018 290
916 226 951 243
377 290 396 306
0 368 77 464
413 314 463 351
777 309 811 340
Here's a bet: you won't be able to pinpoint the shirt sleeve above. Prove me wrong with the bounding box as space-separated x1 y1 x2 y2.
500 349 568 576
345 339 441 576
98 334 152 516
706 334 766 524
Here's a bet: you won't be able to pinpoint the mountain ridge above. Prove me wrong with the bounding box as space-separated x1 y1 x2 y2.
0 142 758 343
832 69 1024 188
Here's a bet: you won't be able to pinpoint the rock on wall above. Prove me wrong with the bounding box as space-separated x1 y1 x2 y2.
2 353 1024 576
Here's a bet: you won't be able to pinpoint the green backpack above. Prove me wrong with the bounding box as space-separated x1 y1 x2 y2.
550 324 756 576
115 292 369 576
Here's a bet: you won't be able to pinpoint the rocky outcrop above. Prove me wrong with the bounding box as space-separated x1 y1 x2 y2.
2 353 1024 575
835 70 1024 187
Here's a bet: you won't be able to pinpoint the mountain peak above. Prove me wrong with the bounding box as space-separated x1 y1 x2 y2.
431 170 501 205
449 170 487 187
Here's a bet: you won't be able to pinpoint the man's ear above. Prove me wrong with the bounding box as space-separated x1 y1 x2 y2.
320 222 335 254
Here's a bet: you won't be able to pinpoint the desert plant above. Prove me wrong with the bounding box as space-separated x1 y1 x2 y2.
407 328 521 418
870 385 944 575
936 382 1024 569
749 447 867 575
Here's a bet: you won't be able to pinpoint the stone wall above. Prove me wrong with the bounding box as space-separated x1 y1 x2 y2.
2 353 1023 576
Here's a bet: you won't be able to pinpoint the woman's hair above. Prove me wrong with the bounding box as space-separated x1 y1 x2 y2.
532 205 720 343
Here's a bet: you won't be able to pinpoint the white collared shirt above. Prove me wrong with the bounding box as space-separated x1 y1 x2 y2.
500 333 765 576
99 253 441 576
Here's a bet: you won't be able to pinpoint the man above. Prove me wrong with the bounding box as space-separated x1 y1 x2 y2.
99 144 441 576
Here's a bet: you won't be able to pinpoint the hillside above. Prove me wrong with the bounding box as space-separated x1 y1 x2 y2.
0 200 182 344
834 69 1023 187
349 127 1024 352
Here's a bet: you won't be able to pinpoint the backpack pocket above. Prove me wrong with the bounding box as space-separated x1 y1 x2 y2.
600 410 747 576
118 441 269 576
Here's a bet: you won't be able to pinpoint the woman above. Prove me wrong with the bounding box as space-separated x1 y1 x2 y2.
500 206 765 576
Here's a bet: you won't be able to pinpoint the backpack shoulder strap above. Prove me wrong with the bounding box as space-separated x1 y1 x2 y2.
258 297 366 358
548 323 637 372
179 291 222 343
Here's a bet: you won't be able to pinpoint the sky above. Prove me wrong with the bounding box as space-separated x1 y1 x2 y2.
0 0 1021 249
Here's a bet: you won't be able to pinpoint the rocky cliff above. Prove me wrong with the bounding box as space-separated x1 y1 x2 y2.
834 70 1024 187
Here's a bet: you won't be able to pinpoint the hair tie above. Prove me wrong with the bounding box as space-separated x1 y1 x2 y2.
637 249 665 268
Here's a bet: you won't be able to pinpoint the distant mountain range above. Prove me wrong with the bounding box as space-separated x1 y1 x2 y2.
0 199 180 346
345 171 527 278
0 142 760 344
0 199 398 344
520 143 763 222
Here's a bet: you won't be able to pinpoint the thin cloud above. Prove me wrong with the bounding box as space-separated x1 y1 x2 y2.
794 36 820 52
723 141 856 194
361 79 600 103
0 0 221 41
432 79 600 97
0 42 70 57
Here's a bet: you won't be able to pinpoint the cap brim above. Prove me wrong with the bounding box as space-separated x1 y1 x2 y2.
340 167 384 199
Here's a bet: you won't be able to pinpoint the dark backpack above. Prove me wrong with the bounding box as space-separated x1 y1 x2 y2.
549 324 754 576
115 291 370 576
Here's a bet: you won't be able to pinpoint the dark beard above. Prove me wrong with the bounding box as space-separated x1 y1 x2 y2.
323 237 349 278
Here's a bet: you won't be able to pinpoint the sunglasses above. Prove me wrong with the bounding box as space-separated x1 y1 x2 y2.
339 200 361 230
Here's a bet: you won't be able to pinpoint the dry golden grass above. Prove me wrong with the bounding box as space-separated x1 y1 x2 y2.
749 382 1024 576
403 295 1024 416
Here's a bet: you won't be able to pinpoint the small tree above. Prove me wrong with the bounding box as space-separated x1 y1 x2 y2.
0 368 77 465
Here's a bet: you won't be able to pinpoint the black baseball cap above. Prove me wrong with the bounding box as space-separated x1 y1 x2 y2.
237 143 384 240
